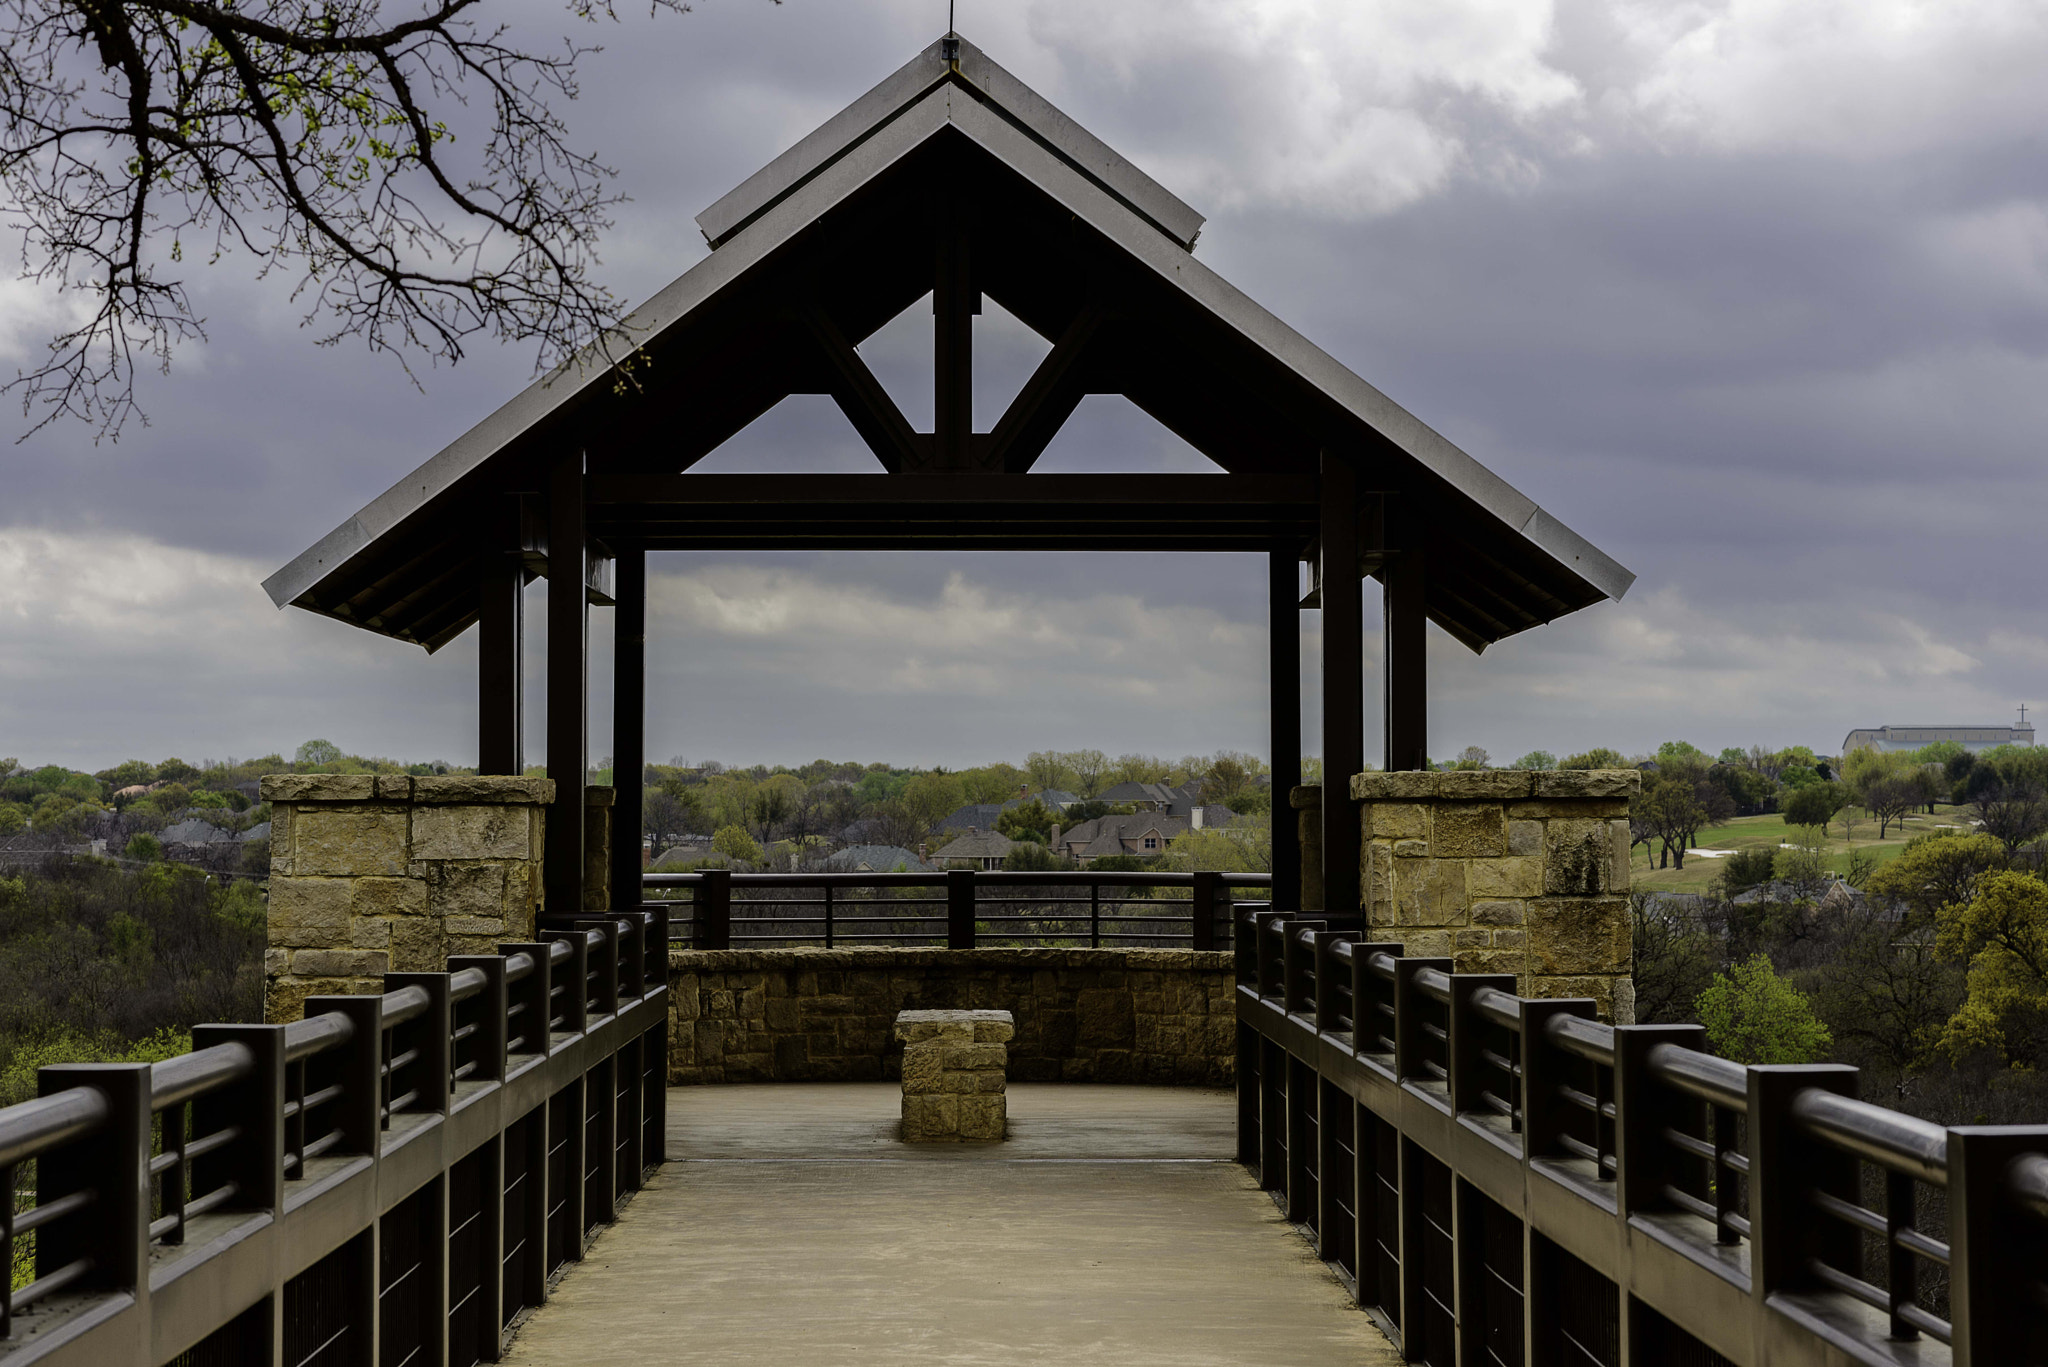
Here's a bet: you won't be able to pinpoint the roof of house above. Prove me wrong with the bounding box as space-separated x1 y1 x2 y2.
938 804 1009 833
930 830 1017 862
1058 814 1189 860
1097 781 1189 807
820 844 934 874
159 818 235 846
262 33 1631 656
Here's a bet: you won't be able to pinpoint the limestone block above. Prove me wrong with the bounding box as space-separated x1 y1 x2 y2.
410 775 556 805
263 947 288 976
1467 857 1542 899
1289 785 1324 810
1402 930 1454 959
1544 820 1612 897
265 975 378 1023
1612 976 1637 1026
1492 928 1527 949
269 877 352 947
972 1016 1016 1044
430 864 508 919
270 805 296 873
1506 799 1632 822
1527 898 1631 975
1366 843 1395 925
945 1070 1007 1094
942 1044 1007 1070
1530 974 1626 1022
1393 839 1430 859
291 948 389 977
1434 803 1507 859
1361 803 1428 841
1454 948 1526 977
376 776 413 801
1508 821 1543 857
293 808 409 877
1454 929 1491 948
1393 857 1467 927
1609 821 1634 893
1434 770 1533 801
956 1095 1005 1141
900 1046 943 1094
902 1093 958 1141
443 916 507 937
351 877 426 919
413 805 529 861
1471 900 1525 926
1532 770 1639 799
1350 772 1441 801
351 919 393 949
260 774 376 803
388 919 446 973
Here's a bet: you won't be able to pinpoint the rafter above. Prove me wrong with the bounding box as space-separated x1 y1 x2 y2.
986 304 1104 473
798 307 929 473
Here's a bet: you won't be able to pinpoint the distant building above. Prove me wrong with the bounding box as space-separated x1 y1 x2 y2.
819 844 933 874
929 829 1015 870
1841 723 2034 754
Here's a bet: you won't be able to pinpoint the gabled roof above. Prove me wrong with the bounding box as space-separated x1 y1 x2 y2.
930 830 1016 861
265 33 1632 653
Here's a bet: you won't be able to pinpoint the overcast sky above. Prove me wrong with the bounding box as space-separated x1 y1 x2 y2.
5 0 2047 774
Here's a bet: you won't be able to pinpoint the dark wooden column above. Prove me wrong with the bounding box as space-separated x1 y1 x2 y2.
545 452 589 919
477 555 524 775
1320 453 1364 918
1383 498 1428 772
1269 546 1302 911
610 547 646 918
933 202 976 470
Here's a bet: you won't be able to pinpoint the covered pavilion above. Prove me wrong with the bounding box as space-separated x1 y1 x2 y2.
264 33 1634 923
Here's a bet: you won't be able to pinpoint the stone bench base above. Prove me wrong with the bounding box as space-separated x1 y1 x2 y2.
895 1009 1013 1142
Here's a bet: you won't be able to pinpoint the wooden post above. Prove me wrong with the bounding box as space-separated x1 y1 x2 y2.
1321 453 1364 918
1270 546 1303 912
611 547 646 919
546 451 589 920
933 200 976 470
1382 495 1428 773
478 553 524 776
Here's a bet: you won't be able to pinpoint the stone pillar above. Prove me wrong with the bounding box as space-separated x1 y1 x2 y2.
1290 785 1324 912
1349 769 1639 1022
895 1009 1012 1141
261 775 554 1021
583 785 614 912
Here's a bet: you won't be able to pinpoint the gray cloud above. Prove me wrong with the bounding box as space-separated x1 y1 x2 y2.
5 0 2047 771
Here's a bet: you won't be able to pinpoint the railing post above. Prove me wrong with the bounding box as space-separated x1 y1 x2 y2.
1447 974 1516 1116
499 942 554 1059
543 928 591 1034
617 912 647 1001
1351 942 1402 1055
699 868 732 950
449 955 511 1083
1091 882 1102 949
1283 921 1325 1015
1191 870 1218 951
1391 957 1452 1082
385 971 454 1114
35 1062 149 1317
577 918 620 1018
1747 1064 1859 1309
1948 1126 2048 1365
1518 998 1597 1159
644 901 671 978
190 1023 288 1214
947 868 976 948
1312 932 1346 1032
308 994 385 1152
824 883 835 949
1612 1024 1706 1219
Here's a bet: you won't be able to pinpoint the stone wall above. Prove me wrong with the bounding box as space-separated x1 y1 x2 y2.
261 774 554 1021
668 947 1234 1086
1350 769 1640 1022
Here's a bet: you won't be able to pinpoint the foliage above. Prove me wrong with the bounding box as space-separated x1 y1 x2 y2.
124 832 162 863
294 740 343 767
1510 750 1557 770
1560 747 1627 770
1001 842 1072 873
995 800 1056 845
1781 780 1846 833
1159 812 1273 875
1695 955 1834 1064
1935 869 2048 1065
1657 740 1707 764
1720 846 1776 894
710 826 762 866
1629 893 1719 1024
1865 833 2006 922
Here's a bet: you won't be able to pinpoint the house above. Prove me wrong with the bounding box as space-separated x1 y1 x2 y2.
929 828 1015 870
819 844 934 874
937 789 1082 834
1052 814 1187 863
1096 781 1193 811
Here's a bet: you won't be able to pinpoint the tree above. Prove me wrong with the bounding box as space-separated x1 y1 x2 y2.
1657 740 1707 765
1696 955 1834 1064
1063 750 1111 797
1630 892 1719 1024
0 0 682 437
1935 868 2048 1065
1637 757 1733 870
1720 847 1776 895
1861 774 1920 840
1972 778 2048 855
1865 832 2005 922
995 800 1055 845
1782 781 1846 835
641 786 698 855
294 740 341 768
1204 755 1252 806
124 832 162 862
899 772 964 834
958 763 1027 805
1109 753 1172 787
1001 842 1070 872
1510 751 1556 771
710 825 762 866
1025 751 1078 794
1560 748 1626 770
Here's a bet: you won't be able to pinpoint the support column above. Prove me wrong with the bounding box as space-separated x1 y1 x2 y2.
1320 453 1364 919
611 547 647 918
1383 498 1428 773
933 201 977 470
1269 546 1302 911
477 555 524 775
546 452 589 919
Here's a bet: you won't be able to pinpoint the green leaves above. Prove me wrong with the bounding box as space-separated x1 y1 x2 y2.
1695 954 1833 1065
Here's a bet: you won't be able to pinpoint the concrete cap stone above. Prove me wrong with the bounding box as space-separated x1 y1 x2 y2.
894 1008 1016 1044
1289 785 1323 810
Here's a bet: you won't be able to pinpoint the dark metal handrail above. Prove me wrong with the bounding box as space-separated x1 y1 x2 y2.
1792 1087 1948 1186
150 1043 255 1112
0 1088 109 1169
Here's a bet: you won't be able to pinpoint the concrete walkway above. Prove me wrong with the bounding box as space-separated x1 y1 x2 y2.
504 1083 1399 1366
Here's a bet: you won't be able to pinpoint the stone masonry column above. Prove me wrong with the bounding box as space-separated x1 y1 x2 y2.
1290 785 1324 912
583 785 614 912
261 774 554 1021
1350 769 1639 1022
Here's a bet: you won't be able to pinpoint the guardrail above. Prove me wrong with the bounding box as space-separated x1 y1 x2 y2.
1235 908 2048 1367
648 869 1271 951
0 910 668 1367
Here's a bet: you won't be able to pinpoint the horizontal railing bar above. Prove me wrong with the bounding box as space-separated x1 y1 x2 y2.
1547 1014 1616 1066
548 940 573 963
504 951 537 983
1472 987 1522 1032
1810 1187 1886 1238
283 1011 355 1063
449 967 489 1001
1644 1042 1746 1112
1807 1260 1951 1344
2012 1153 2048 1224
1366 952 1399 982
13 1187 95 1236
0 1087 110 1169
11 1257 94 1313
1414 967 1453 1003
150 1044 255 1111
644 871 1273 889
1792 1088 1948 1186
381 986 432 1027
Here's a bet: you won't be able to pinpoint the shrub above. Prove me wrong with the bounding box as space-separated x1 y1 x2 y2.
1696 955 1833 1064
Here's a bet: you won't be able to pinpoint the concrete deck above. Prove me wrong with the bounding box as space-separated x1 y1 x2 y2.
504 1083 1399 1366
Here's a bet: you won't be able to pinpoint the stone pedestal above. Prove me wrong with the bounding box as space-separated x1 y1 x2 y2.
1350 769 1640 1022
583 785 614 911
1289 785 1324 911
261 774 554 1021
894 1009 1013 1141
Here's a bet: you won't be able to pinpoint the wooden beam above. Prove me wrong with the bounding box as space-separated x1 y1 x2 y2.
477 553 524 775
932 200 977 470
1270 547 1302 912
545 451 589 919
1320 452 1364 917
587 472 1320 508
986 305 1103 473
611 547 646 918
1384 512 1429 774
798 308 927 474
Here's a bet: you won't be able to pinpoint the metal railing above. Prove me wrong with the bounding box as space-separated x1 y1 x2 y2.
0 910 669 1367
649 868 1270 951
1236 908 2048 1367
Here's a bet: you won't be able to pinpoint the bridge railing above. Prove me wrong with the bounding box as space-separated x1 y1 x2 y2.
1237 908 2048 1367
0 909 668 1367
648 868 1269 951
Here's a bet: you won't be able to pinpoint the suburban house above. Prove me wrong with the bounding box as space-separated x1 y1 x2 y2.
928 829 1015 870
937 788 1081 833
1049 804 1241 864
819 844 934 874
1095 781 1195 811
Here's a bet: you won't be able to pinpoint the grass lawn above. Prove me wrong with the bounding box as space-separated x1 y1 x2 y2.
1631 804 1972 894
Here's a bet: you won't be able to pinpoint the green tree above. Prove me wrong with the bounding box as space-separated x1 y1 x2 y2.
1002 842 1070 872
1510 750 1557 770
995 800 1056 845
124 833 162 863
1865 832 2005 922
1934 869 2048 1065
1782 781 1846 835
1696 955 1834 1064
294 740 342 768
900 772 966 833
1560 747 1627 770
958 763 1028 805
710 826 763 866
1657 740 1707 765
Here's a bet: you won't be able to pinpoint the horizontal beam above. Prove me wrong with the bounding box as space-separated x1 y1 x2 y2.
588 472 1321 510
606 532 1317 552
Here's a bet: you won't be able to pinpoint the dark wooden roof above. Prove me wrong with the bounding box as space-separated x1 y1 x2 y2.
265 34 1632 654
